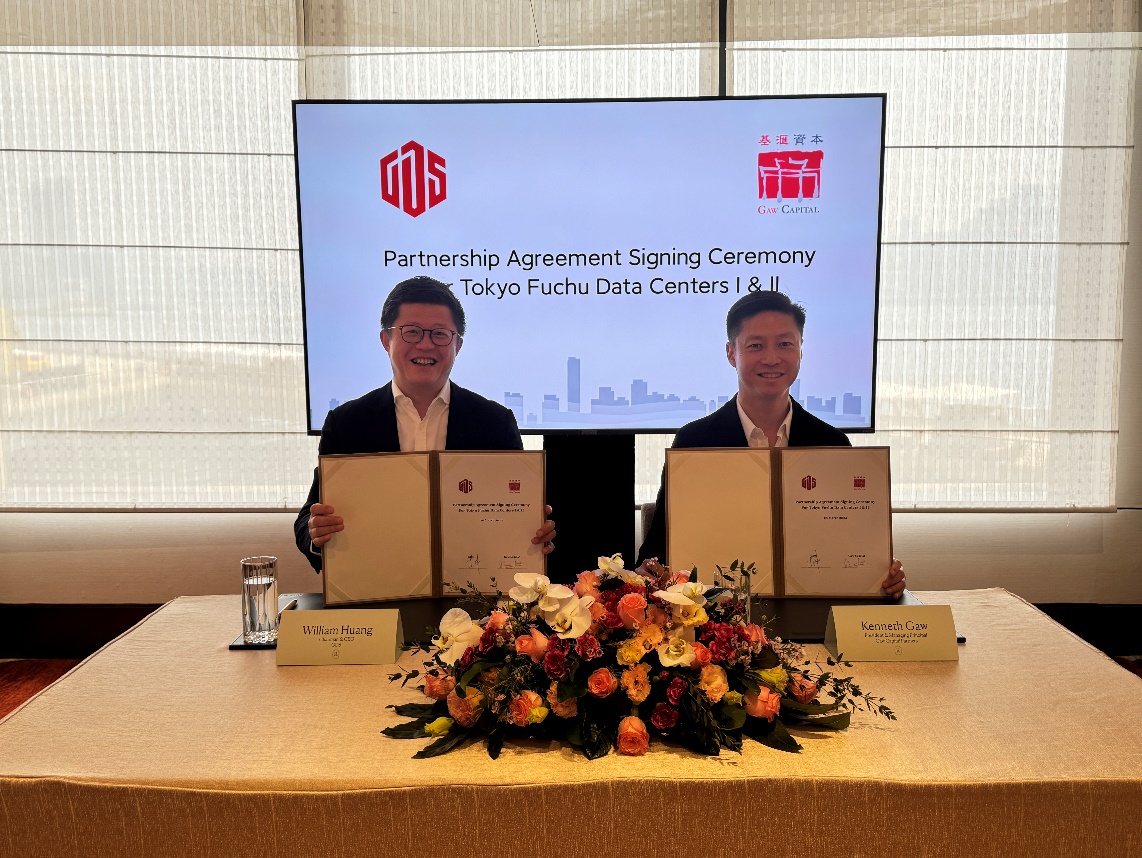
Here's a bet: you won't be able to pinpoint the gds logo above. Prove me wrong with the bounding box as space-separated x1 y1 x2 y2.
380 140 446 218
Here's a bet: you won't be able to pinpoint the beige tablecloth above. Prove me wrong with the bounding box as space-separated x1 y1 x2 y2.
1 589 1140 858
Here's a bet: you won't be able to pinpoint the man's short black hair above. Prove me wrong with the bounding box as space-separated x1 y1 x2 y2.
380 276 466 337
726 290 806 341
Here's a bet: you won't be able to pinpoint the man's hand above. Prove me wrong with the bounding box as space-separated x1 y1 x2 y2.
880 558 906 599
531 505 556 555
307 503 344 549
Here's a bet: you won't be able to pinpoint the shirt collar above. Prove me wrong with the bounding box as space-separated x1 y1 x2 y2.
392 380 451 407
736 396 793 447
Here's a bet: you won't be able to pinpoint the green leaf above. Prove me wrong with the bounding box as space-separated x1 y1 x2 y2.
756 718 802 753
796 711 851 731
717 703 747 731
779 698 839 716
412 729 470 759
487 731 504 760
753 648 779 670
381 721 430 739
457 661 492 689
390 702 440 718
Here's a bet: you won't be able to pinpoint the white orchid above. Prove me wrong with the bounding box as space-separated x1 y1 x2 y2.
509 572 574 612
653 580 709 608
432 608 483 665
657 635 696 668
597 553 645 586
597 553 626 574
543 594 595 639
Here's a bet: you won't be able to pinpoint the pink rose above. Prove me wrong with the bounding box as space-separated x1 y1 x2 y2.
691 641 712 667
587 667 618 698
446 687 483 727
666 676 686 706
423 670 456 700
616 715 650 756
650 702 679 731
698 664 729 704
486 610 510 632
546 682 578 718
617 593 647 629
508 690 544 727
515 627 549 663
789 674 819 704
744 686 781 721
669 571 691 586
744 623 768 646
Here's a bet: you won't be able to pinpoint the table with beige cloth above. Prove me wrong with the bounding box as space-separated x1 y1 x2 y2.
1 588 1140 858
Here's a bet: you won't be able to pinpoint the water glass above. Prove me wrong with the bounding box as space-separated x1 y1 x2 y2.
241 556 279 644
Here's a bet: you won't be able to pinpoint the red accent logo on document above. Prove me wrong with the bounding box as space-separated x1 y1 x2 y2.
801 475 817 490
853 476 866 489
380 140 447 217
508 480 521 493
458 479 474 494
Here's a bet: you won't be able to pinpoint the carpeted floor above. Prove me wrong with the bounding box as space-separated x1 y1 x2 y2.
0 659 82 719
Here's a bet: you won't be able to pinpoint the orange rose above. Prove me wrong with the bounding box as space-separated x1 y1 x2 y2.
587 667 619 698
446 687 484 727
744 686 781 721
508 689 545 727
691 641 712 667
515 627 549 663
546 681 578 718
616 715 650 756
621 663 651 704
698 664 729 703
423 670 456 700
617 593 647 629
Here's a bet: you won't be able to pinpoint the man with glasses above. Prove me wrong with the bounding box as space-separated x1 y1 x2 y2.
295 276 555 571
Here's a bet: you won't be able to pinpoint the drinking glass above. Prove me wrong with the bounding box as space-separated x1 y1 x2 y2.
241 556 279 644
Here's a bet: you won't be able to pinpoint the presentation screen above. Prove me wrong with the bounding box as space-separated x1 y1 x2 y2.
294 95 886 433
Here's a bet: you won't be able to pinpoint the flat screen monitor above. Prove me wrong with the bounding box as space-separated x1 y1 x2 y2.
294 95 886 433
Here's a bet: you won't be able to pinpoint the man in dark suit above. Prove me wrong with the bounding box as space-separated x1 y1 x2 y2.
295 276 555 572
637 290 906 597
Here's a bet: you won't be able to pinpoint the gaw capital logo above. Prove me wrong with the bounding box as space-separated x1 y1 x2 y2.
380 140 446 218
758 150 823 202
801 475 817 491
458 479 473 494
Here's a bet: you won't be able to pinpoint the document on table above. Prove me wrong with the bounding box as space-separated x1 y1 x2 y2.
664 446 893 597
319 450 546 604
780 447 892 597
319 452 435 605
665 448 775 594
437 450 546 593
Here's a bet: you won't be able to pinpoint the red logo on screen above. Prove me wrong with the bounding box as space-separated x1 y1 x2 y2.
508 480 521 493
758 150 823 201
853 477 866 489
459 479 473 494
380 140 446 217
802 475 817 490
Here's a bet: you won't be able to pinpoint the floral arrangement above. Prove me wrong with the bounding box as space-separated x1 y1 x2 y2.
384 555 893 759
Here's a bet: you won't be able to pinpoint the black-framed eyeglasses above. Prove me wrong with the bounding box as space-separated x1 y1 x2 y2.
386 325 460 346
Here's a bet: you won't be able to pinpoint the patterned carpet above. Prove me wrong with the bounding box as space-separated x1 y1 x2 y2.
0 660 82 719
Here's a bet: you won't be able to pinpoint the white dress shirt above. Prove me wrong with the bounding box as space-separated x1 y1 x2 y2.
392 381 450 451
736 396 793 448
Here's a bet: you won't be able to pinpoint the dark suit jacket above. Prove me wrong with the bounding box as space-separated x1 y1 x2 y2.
294 382 523 572
636 396 851 566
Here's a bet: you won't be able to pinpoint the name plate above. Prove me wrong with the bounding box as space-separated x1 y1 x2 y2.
276 609 404 665
825 604 958 661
